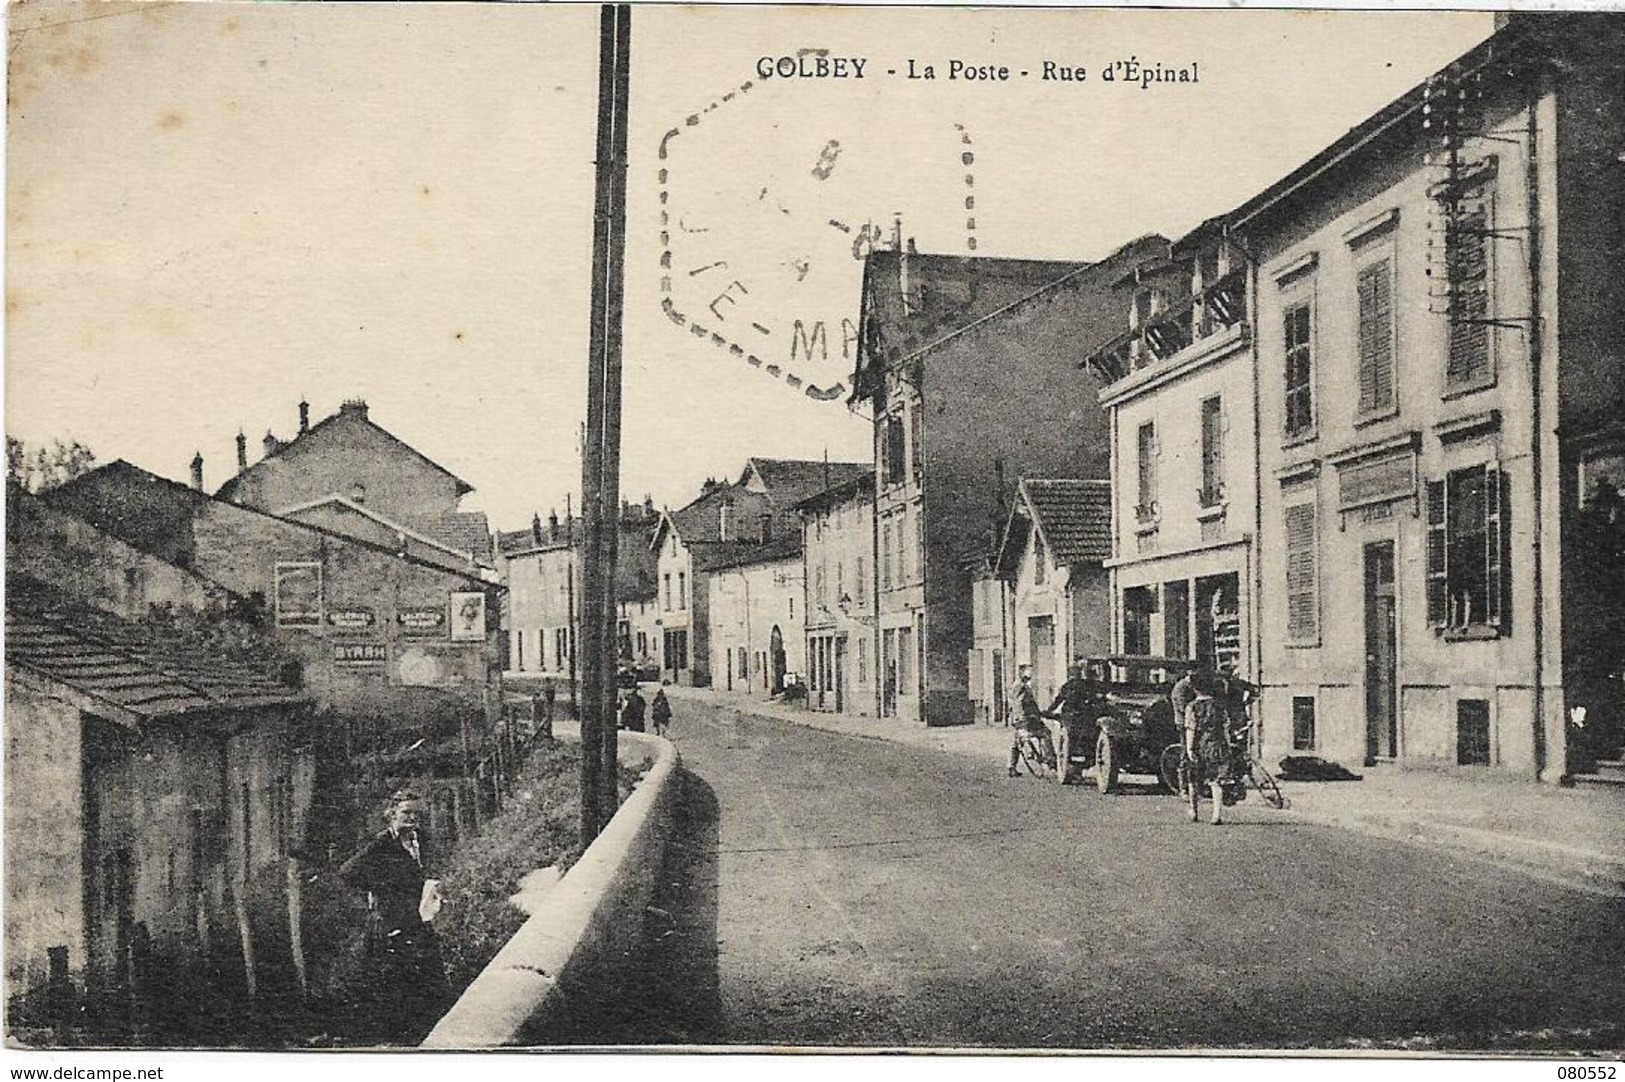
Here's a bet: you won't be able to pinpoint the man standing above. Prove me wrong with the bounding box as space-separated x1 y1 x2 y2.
1051 660 1109 784
620 684 647 732
651 685 673 737
340 789 449 1043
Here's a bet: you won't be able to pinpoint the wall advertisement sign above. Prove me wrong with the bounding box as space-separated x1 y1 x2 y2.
397 607 448 636
334 642 387 666
327 607 376 631
274 562 322 629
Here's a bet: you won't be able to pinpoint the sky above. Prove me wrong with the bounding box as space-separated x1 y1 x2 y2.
4 2 1495 532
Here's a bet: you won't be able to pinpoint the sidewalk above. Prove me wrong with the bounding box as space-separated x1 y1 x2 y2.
663 684 1625 898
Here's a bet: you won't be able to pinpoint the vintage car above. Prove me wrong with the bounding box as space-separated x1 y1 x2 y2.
1078 655 1199 794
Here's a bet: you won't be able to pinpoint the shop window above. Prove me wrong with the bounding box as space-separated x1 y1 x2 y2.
1123 586 1157 656
1292 696 1317 751
1456 699 1492 765
1426 464 1508 633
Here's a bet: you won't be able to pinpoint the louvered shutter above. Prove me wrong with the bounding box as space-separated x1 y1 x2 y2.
1446 202 1491 389
1426 479 1449 626
1285 502 1318 642
1358 260 1394 414
1485 464 1505 629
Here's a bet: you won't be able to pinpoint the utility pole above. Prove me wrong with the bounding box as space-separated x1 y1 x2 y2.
579 3 631 846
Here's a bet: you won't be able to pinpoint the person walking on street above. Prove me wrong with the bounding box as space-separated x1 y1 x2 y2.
651 685 673 737
620 685 647 732
543 677 557 724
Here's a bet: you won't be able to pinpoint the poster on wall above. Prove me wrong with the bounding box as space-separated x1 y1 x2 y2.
449 591 486 642
274 562 322 629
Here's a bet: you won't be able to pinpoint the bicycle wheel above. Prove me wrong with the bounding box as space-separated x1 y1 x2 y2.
1157 743 1184 795
1018 737 1048 778
1250 761 1287 809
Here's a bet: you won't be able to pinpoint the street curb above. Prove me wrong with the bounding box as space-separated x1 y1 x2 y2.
1279 804 1625 899
420 726 681 1048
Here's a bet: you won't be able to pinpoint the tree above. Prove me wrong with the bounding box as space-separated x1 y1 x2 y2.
5 437 96 493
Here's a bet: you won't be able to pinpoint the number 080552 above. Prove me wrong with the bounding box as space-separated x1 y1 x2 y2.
1558 1068 1617 1079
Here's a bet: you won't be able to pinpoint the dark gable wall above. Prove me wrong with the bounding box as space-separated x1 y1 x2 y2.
919 253 1151 724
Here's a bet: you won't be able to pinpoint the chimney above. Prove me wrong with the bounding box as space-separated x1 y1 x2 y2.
532 512 544 544
236 430 248 473
190 452 204 492
643 494 654 518
298 398 310 433
339 398 369 421
548 508 560 539
898 225 921 317
263 431 281 459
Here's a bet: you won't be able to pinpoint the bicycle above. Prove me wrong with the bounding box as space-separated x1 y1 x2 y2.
1012 721 1059 780
1158 722 1287 811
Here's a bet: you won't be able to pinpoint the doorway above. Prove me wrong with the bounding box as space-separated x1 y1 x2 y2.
1364 541 1398 762
834 636 847 713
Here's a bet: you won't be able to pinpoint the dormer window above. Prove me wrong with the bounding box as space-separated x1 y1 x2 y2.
351 483 366 504
719 499 734 541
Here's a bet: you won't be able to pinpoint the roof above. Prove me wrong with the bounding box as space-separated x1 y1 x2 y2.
6 578 309 725
744 458 871 509
46 460 495 588
214 401 474 504
1021 479 1113 563
996 479 1113 574
424 511 493 563
694 533 804 572
794 468 875 512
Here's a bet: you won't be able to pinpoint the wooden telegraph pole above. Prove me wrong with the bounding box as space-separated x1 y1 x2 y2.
580 3 631 846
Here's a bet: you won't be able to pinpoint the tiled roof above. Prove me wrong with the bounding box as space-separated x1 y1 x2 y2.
425 511 492 562
6 579 309 724
693 533 804 572
1021 479 1113 564
668 484 770 545
746 458 871 510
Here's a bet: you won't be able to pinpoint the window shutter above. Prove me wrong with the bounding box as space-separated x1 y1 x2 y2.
1426 479 1449 626
1358 260 1394 414
1285 502 1318 642
1485 464 1505 628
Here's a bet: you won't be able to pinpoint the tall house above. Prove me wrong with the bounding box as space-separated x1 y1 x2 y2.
797 469 876 716
852 236 1167 726
652 458 866 687
1084 222 1258 677
216 399 492 572
1232 14 1625 780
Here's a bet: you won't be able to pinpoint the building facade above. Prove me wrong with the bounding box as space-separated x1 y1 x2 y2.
798 471 876 716
1086 225 1259 678
1233 15 1625 779
853 237 1167 725
993 479 1114 708
706 543 805 698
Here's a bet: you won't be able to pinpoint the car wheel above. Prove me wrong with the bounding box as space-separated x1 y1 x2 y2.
1096 731 1119 795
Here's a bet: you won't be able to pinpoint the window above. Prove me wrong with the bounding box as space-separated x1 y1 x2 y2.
910 403 924 479
1426 463 1507 631
678 572 687 609
760 513 774 543
1457 699 1491 765
1356 258 1396 416
1444 198 1493 391
1136 422 1159 522
1122 586 1157 655
1033 530 1046 586
663 573 672 611
1284 302 1314 438
856 555 867 603
836 560 845 604
1284 501 1319 643
555 628 566 670
719 500 733 542
1200 396 1225 506
899 506 910 584
1292 696 1317 751
883 414 906 486
815 563 826 608
516 630 525 671
789 595 795 620
881 522 893 590
897 625 913 690
857 637 868 684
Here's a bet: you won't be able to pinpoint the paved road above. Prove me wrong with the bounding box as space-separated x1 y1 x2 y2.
570 701 1625 1051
